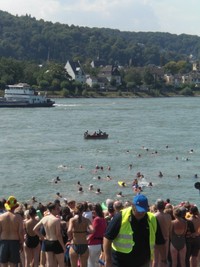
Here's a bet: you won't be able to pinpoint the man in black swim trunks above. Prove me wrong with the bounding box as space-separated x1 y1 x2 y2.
34 202 66 267
0 196 24 267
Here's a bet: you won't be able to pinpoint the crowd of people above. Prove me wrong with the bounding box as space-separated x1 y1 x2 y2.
0 194 200 267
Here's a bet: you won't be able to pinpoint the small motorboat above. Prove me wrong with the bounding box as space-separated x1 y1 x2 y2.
84 130 109 139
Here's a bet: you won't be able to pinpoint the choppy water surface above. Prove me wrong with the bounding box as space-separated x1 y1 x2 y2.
0 97 200 206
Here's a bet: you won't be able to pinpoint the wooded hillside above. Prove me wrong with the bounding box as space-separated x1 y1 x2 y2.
1 10 200 65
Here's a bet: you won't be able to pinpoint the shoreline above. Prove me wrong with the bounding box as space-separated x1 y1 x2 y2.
48 91 200 99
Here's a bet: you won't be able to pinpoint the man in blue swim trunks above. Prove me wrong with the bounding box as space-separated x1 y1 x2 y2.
34 202 66 267
0 196 24 267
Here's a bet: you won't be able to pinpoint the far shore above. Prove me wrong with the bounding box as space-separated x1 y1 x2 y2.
48 90 200 99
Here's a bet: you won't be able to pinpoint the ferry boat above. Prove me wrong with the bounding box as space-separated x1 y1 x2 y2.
0 83 55 107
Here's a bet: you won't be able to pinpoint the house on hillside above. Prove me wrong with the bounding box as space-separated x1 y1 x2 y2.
164 74 182 86
64 60 86 83
193 61 200 71
91 59 106 68
182 72 200 86
98 65 122 86
86 75 108 89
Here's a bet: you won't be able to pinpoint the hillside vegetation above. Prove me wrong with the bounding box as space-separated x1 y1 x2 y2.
1 10 200 65
1 10 200 97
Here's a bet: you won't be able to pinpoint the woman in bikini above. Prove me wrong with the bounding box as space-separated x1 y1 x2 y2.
67 202 94 267
170 207 187 267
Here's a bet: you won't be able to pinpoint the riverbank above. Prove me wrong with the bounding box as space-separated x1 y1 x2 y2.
48 90 200 99
1 88 200 99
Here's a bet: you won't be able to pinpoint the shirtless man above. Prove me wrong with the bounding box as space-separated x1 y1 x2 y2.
0 196 24 267
152 199 172 267
33 202 65 267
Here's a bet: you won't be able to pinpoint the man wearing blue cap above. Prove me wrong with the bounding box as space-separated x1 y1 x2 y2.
103 194 165 267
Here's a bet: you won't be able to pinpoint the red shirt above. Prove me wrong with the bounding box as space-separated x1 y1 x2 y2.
88 216 107 245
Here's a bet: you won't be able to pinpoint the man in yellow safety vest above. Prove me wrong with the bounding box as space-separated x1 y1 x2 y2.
103 194 165 267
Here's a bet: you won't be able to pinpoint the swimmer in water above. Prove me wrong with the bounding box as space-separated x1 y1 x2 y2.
88 184 93 191
51 176 61 183
77 181 82 186
106 175 112 181
32 196 37 202
56 192 62 198
158 171 163 178
78 187 84 193
129 164 133 170
121 182 126 187
116 192 124 198
95 188 102 194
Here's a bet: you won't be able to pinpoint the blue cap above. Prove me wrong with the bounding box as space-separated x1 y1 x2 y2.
133 194 148 212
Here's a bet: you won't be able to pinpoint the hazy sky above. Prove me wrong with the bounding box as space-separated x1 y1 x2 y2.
1 0 200 36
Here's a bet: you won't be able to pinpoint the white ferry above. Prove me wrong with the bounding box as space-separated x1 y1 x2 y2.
0 83 55 107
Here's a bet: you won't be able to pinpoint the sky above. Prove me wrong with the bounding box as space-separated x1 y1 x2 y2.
1 0 200 36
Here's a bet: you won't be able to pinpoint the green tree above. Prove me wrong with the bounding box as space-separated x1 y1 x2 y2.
143 70 154 86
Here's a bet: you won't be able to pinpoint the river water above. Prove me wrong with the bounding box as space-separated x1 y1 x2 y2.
0 97 200 207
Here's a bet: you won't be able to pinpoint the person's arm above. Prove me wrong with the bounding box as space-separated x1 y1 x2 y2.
155 218 167 263
67 218 73 241
87 218 94 234
33 219 45 240
18 215 25 250
56 219 65 250
103 212 122 267
103 237 113 267
155 218 165 245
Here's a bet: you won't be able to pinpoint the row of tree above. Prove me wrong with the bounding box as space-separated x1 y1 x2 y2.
0 10 198 96
0 57 195 96
1 10 200 66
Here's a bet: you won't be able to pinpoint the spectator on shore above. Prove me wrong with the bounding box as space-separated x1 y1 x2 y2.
103 194 165 267
0 196 24 267
170 207 187 267
24 207 41 267
187 206 200 267
33 202 65 267
67 202 94 267
88 203 107 267
152 199 172 267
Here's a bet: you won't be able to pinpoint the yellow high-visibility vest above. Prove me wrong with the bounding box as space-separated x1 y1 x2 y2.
112 207 157 259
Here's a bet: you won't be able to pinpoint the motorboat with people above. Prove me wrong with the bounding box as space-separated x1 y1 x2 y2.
0 83 55 107
84 130 109 139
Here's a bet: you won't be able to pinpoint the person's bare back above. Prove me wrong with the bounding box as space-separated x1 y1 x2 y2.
0 209 23 241
155 211 171 240
40 214 61 240
0 196 24 267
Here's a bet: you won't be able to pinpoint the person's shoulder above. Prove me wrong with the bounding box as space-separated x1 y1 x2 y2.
83 216 91 224
0 211 7 218
109 212 122 223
